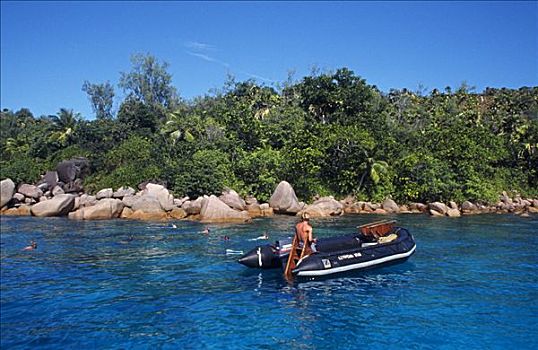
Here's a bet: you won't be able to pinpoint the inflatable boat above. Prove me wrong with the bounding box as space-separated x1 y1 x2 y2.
238 220 416 278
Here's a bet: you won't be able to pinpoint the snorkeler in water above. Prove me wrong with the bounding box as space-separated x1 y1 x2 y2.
119 235 134 244
23 240 37 251
249 232 269 241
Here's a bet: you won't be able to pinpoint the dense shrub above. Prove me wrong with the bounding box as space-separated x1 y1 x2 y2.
173 149 238 199
235 147 284 202
0 156 47 185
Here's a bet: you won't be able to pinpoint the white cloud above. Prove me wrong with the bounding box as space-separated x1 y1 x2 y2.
186 50 231 69
184 41 217 52
236 69 276 83
185 40 274 83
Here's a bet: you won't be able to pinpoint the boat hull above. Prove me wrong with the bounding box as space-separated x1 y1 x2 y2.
292 228 415 277
293 244 416 277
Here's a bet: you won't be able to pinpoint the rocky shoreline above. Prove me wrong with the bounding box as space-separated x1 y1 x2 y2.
2 174 537 222
1 158 537 222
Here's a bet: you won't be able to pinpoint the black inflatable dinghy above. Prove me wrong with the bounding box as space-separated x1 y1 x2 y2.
238 220 416 278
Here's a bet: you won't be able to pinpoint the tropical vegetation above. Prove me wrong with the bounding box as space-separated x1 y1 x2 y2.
1 54 537 204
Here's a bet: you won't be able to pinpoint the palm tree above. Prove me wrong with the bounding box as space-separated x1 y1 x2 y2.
49 108 80 146
161 110 194 145
357 153 389 194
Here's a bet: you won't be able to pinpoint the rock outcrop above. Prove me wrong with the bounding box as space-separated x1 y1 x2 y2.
247 202 274 217
382 198 400 213
56 157 90 184
409 203 427 213
445 201 461 217
144 183 174 211
200 195 250 223
2 205 32 216
259 203 274 216
6 168 538 221
120 207 134 219
446 208 461 217
219 189 246 211
30 194 76 217
37 171 59 191
269 181 303 214
1 178 16 208
113 186 135 198
13 193 25 203
52 185 65 196
429 202 448 216
169 207 187 219
174 196 190 207
131 196 164 214
18 184 43 199
122 194 138 208
128 210 168 221
79 194 98 207
68 198 124 220
344 201 364 214
300 196 343 217
182 197 206 215
118 185 176 219
96 188 113 200
500 191 512 204
461 201 477 213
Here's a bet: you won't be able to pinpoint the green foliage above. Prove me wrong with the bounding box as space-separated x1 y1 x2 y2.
292 68 385 128
161 110 213 145
173 149 237 198
259 103 307 149
318 124 375 195
462 172 499 204
85 164 162 194
0 109 34 148
235 147 284 202
0 155 47 184
119 53 179 109
217 81 279 151
48 108 81 147
117 98 162 136
394 152 455 203
2 59 537 204
84 135 163 193
46 145 91 170
281 146 328 201
77 119 126 152
82 81 115 120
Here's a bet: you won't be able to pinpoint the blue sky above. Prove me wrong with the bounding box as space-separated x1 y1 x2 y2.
1 1 537 119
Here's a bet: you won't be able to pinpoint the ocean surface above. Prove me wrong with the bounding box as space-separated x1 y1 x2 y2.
1 214 537 349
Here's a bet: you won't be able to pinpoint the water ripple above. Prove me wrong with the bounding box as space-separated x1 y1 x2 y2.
1 215 537 349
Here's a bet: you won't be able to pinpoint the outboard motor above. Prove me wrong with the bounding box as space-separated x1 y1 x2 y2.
238 245 280 269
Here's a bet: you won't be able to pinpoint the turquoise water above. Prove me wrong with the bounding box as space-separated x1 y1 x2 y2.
1 214 537 349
